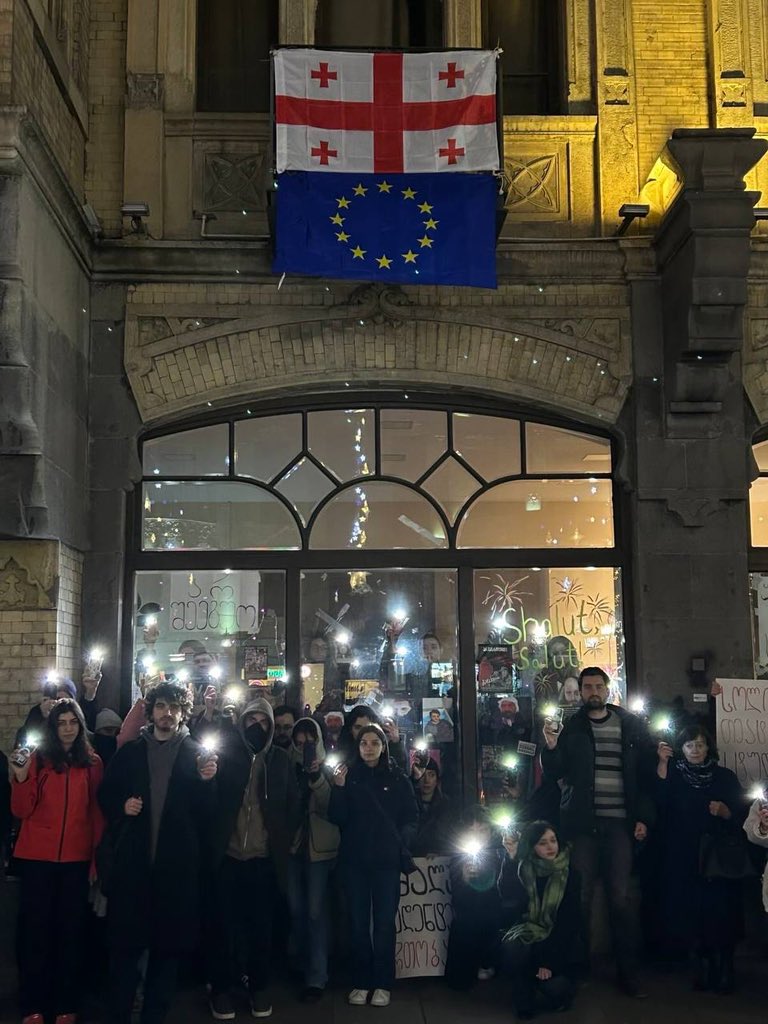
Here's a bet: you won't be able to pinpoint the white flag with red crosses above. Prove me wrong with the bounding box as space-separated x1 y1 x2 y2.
274 48 499 174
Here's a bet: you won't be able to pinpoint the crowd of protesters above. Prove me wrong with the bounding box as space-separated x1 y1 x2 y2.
1 664 767 1024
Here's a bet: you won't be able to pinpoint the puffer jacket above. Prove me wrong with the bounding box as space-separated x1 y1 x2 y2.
12 753 104 863
288 717 340 862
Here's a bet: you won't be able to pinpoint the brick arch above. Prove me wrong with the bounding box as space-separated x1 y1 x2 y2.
124 282 631 425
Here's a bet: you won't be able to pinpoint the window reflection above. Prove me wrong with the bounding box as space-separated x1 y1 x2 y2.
380 409 447 482
308 409 374 482
474 566 624 808
143 425 229 477
310 482 448 548
235 414 302 482
525 422 611 474
453 413 521 481
301 569 460 796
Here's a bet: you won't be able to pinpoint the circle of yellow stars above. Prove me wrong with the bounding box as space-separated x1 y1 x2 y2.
328 180 439 270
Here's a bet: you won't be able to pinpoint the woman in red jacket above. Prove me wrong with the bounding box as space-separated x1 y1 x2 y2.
10 698 104 1024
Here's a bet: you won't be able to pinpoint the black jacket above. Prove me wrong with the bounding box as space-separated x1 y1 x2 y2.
411 789 454 856
97 730 216 954
328 758 418 870
194 713 301 887
500 856 586 976
540 704 656 838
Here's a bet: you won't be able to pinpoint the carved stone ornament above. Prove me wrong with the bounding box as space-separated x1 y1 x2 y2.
126 73 165 110
0 542 59 610
665 497 726 527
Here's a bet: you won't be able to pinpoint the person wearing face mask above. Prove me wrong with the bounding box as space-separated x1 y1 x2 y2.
199 697 301 1021
500 821 585 1019
655 725 746 993
329 723 417 1008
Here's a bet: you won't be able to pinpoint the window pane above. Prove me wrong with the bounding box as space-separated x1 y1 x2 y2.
142 481 301 550
308 409 375 482
750 478 768 545
235 414 302 483
474 566 625 806
754 441 768 472
275 458 336 526
315 0 442 47
380 409 447 481
143 425 229 477
486 0 559 114
453 413 521 480
423 457 481 524
311 482 447 549
132 569 286 709
458 479 614 548
196 0 277 112
525 423 612 474
749 572 768 677
301 568 460 803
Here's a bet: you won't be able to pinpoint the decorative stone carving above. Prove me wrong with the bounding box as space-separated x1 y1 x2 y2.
504 155 560 213
126 73 165 110
0 542 59 610
203 151 266 212
665 497 726 528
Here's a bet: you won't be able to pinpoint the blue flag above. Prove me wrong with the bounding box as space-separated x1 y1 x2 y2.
273 172 497 288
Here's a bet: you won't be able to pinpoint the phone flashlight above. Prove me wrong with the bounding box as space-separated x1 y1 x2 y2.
209 666 223 681
653 714 672 734
459 835 483 861
502 754 519 771
326 753 342 770
494 812 514 836
176 669 190 683
381 703 395 719
630 697 646 714
414 738 429 753
145 616 157 628
750 785 766 802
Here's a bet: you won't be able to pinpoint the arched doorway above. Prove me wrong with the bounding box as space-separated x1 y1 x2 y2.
128 393 625 801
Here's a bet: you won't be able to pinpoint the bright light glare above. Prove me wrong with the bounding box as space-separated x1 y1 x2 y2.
460 835 483 858
542 704 558 718
630 697 646 714
750 785 766 802
301 664 311 679
46 671 59 683
495 813 513 832
145 616 157 628
381 703 394 718
503 754 519 770
225 687 242 702
414 738 429 752
396 645 408 657
337 630 351 646
202 735 219 754
176 669 189 683
209 666 223 680
326 753 342 769
89 648 104 662
393 608 407 621
654 715 671 733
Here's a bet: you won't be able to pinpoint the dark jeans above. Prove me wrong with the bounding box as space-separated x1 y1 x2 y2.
345 863 401 991
571 819 635 973
445 891 501 990
17 859 90 1016
285 855 336 989
502 936 576 1014
108 948 178 1024
209 856 275 995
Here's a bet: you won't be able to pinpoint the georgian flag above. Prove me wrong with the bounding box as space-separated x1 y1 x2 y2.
274 48 499 174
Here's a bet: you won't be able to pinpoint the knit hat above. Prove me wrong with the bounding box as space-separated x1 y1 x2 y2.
56 678 77 700
95 708 123 731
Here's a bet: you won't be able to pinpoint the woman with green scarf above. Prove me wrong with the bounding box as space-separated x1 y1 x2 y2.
500 820 585 1019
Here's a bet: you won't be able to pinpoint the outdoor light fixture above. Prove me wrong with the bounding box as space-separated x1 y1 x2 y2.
121 202 150 234
615 203 650 236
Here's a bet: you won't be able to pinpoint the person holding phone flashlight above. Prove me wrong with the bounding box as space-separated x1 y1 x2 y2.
284 718 340 1003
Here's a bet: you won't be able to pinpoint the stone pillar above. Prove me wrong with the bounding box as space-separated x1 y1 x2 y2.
443 0 481 47
626 128 768 700
83 284 142 712
124 0 164 236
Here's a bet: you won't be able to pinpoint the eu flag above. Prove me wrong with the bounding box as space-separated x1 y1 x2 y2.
273 172 497 288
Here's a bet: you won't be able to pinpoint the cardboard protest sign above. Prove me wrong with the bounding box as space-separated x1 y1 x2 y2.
395 857 453 979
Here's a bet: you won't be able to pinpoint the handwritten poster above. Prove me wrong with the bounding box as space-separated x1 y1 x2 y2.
715 678 768 786
395 857 453 979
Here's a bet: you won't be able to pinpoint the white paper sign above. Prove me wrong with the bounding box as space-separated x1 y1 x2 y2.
395 857 453 979
715 678 768 786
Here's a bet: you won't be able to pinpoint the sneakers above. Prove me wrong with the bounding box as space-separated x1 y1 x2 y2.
209 992 236 1020
371 989 390 1007
348 989 369 1005
249 991 273 1018
477 967 495 981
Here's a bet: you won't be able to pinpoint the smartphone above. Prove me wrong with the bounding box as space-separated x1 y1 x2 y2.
10 747 32 768
303 741 316 769
414 751 429 769
545 706 564 734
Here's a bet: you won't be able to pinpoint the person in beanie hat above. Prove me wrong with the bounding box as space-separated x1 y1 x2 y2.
410 755 452 855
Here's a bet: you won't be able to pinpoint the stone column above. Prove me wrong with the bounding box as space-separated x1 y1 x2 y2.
124 0 164 236
626 128 768 700
443 0 481 47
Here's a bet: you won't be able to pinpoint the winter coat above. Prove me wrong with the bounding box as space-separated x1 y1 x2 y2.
540 704 656 838
499 855 586 976
288 718 340 862
12 753 104 864
194 698 302 887
411 789 453 856
654 761 746 949
0 752 10 852
328 756 418 870
97 728 216 953
743 799 768 912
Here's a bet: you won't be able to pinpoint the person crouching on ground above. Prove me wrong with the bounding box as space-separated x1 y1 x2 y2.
500 821 585 1020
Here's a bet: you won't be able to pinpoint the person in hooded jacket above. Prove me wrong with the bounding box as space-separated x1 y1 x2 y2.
410 755 453 855
196 696 301 1021
97 681 218 1024
337 705 408 772
329 723 418 1008
285 717 340 1003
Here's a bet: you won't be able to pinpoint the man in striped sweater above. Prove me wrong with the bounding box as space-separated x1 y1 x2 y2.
541 667 655 998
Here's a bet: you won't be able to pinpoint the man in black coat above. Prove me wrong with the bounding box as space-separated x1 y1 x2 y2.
540 667 655 997
98 681 218 1024
195 696 301 1021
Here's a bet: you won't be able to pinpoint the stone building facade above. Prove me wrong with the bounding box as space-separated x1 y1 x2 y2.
1 0 768 787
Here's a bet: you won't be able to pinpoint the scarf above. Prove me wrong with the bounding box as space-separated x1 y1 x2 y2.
505 846 570 945
675 756 716 789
